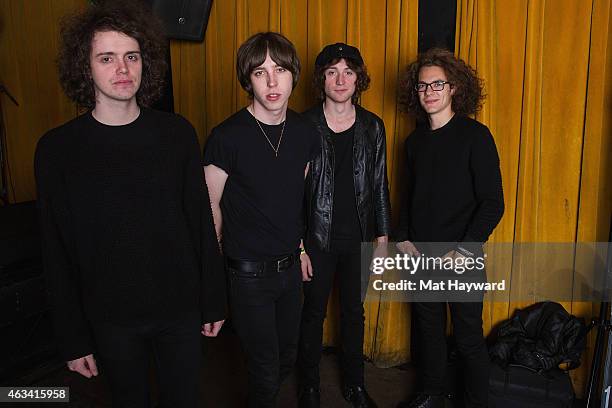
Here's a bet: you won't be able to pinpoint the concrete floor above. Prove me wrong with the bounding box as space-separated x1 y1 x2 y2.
22 328 416 408
15 328 590 407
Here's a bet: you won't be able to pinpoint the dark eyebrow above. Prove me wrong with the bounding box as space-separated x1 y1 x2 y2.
253 63 283 70
94 51 141 57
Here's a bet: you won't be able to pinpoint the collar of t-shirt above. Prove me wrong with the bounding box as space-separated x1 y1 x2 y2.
327 122 355 137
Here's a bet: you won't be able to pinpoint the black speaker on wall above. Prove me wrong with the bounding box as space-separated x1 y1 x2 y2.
0 201 57 383
418 0 457 52
151 0 213 41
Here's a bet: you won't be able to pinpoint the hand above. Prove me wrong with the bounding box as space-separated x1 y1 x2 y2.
442 250 466 262
442 249 455 261
454 251 467 262
201 320 225 337
370 242 389 272
300 252 313 281
396 240 420 257
67 354 98 378
441 250 469 274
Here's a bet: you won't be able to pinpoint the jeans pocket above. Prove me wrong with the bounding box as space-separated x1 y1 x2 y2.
284 263 303 290
229 268 275 306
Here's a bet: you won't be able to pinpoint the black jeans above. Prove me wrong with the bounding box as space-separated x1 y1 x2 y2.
91 311 202 408
413 301 489 408
298 242 364 388
229 261 302 408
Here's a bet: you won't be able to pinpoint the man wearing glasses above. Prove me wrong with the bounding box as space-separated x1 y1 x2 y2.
395 48 504 408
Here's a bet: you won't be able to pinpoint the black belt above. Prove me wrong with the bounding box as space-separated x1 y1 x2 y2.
226 249 300 277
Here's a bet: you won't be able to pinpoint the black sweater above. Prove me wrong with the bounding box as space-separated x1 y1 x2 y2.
396 115 504 249
34 109 226 361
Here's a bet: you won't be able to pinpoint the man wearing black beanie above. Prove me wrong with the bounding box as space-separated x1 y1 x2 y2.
298 43 391 408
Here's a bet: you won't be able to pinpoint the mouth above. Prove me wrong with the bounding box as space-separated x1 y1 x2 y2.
266 93 281 101
113 80 133 86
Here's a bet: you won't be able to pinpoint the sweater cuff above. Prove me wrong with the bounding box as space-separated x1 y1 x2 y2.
202 308 226 324
57 330 95 362
201 286 227 324
393 229 410 243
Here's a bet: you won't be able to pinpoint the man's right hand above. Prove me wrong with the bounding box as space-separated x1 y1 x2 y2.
396 240 421 257
67 354 98 378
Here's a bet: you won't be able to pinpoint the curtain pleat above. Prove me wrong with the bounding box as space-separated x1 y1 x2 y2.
455 0 612 396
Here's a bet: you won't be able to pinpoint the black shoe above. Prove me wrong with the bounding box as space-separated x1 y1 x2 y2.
298 386 320 408
396 393 445 408
342 385 378 408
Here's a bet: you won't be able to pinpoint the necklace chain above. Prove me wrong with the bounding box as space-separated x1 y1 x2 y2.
254 117 286 157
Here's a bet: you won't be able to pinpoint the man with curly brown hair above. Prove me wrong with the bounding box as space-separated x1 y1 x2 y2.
395 48 504 408
34 2 225 407
297 43 390 408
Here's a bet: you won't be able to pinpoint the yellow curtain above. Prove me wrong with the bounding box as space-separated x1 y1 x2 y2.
0 0 83 203
4 1 611 391
455 0 612 396
170 0 420 367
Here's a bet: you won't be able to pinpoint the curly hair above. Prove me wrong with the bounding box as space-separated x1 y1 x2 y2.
399 48 484 121
312 57 371 104
236 32 301 97
57 0 168 108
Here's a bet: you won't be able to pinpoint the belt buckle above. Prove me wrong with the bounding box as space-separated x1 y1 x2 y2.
276 254 292 272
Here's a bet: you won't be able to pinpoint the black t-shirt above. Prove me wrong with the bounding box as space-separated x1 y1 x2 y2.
329 124 361 243
203 108 320 261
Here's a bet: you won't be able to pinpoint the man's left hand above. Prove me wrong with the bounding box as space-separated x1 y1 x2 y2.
442 250 467 262
201 320 225 337
301 252 313 281
370 242 389 272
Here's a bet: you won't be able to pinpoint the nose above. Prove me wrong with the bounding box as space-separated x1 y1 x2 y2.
267 71 277 87
336 73 345 85
424 84 434 95
116 59 128 74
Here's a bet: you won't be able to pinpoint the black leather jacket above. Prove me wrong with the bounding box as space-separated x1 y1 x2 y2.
303 104 391 251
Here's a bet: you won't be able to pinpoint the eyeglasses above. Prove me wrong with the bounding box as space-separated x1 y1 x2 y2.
415 81 452 92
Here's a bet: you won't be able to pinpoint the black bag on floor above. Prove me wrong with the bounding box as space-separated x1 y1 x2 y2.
489 302 587 371
488 362 574 408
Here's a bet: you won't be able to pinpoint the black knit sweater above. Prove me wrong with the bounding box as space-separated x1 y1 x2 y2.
396 114 504 250
34 109 226 361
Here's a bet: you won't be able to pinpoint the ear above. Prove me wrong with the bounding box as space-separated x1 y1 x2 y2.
450 84 456 96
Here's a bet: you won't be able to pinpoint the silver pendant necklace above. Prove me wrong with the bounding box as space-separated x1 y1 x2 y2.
254 117 286 157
